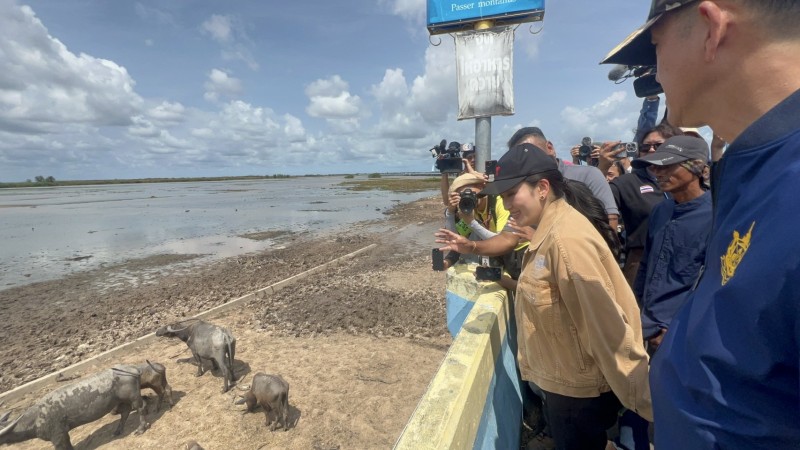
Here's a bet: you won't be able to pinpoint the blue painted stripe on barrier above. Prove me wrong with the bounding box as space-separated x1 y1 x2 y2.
473 300 523 449
446 290 475 337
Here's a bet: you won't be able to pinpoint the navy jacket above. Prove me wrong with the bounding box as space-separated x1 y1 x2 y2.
651 89 800 448
634 191 712 339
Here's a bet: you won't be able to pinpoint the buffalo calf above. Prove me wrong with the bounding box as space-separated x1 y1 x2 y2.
236 373 290 431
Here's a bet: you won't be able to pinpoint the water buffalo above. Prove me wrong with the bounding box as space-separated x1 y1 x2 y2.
236 373 290 431
155 319 236 392
137 360 174 412
0 365 149 450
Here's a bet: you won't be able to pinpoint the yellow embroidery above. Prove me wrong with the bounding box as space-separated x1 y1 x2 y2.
720 221 755 286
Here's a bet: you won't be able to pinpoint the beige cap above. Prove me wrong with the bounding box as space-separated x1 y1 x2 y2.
449 173 486 195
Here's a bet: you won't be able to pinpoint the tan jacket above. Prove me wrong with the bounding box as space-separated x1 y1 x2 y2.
515 198 652 421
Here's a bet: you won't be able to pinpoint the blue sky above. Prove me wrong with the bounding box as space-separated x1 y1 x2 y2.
0 0 663 181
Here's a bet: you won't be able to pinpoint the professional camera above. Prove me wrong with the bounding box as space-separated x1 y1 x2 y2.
429 139 464 174
608 64 664 98
458 188 478 214
578 137 594 162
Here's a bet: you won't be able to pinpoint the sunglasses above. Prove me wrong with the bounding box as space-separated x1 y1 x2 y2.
640 142 664 152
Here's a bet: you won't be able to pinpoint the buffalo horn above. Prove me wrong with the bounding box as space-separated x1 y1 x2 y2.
0 415 22 437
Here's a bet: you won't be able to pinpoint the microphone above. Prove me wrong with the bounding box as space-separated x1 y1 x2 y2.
607 64 629 82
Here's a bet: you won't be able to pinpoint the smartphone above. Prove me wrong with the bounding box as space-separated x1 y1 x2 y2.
475 266 502 281
432 248 445 271
485 160 498 181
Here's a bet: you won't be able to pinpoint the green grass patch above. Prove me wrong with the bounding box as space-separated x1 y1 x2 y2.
339 177 440 193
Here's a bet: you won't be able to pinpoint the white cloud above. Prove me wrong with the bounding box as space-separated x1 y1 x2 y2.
201 14 232 43
384 0 426 26
134 3 176 27
557 91 642 157
305 75 350 98
0 2 143 133
369 44 457 141
203 69 242 102
128 115 160 138
283 114 306 142
148 101 185 123
305 75 364 129
201 14 259 70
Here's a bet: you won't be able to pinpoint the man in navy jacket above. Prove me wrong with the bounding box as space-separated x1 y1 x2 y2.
631 136 711 354
603 0 800 448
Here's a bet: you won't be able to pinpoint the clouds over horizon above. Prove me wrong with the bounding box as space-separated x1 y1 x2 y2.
0 0 653 180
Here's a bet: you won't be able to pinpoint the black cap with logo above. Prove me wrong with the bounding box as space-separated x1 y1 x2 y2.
601 0 699 66
479 143 559 196
632 135 709 168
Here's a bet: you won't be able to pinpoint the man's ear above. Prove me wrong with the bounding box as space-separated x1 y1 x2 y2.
698 1 730 63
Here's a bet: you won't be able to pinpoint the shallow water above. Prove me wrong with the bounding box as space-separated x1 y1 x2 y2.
0 176 435 290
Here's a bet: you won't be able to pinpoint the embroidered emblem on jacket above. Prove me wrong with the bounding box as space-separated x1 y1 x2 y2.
640 185 654 194
720 221 755 286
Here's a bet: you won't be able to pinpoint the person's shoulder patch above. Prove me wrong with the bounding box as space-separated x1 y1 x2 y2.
721 221 755 286
640 185 654 194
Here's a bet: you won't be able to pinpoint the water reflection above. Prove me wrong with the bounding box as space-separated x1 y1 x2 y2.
0 177 434 289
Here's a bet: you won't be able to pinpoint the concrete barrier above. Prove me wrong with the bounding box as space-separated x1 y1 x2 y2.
395 263 523 450
0 243 377 403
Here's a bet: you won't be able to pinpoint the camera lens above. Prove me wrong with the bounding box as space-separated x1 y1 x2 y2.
458 188 478 214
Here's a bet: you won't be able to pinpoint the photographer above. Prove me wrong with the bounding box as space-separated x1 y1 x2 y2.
442 173 509 270
570 139 601 167
436 141 484 205
591 96 661 176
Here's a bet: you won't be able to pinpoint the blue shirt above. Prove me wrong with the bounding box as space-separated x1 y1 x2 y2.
634 191 712 339
651 89 800 449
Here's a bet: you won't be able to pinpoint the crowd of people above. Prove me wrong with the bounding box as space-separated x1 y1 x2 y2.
431 1 800 448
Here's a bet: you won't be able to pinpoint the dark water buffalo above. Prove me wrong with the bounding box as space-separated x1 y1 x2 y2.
236 373 290 431
137 360 174 412
0 365 149 450
156 319 236 392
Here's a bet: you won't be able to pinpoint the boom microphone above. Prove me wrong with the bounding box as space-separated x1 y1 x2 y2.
607 64 629 82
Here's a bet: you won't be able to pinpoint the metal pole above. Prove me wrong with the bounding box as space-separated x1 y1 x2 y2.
473 20 494 174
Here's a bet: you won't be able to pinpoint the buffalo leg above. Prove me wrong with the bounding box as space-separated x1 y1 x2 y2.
191 351 204 376
133 396 150 435
51 428 75 450
214 355 230 392
114 403 131 435
263 404 273 430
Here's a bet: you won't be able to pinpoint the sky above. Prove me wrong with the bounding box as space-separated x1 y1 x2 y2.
0 0 667 181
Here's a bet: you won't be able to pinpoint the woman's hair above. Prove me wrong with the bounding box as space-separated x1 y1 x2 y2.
612 160 626 177
638 122 683 146
525 171 622 259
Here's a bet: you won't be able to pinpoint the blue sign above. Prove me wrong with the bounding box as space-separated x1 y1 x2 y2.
427 0 545 35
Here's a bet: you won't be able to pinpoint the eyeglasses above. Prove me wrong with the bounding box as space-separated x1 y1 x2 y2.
640 142 664 152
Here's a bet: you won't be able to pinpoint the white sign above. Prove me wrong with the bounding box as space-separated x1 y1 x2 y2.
455 26 515 120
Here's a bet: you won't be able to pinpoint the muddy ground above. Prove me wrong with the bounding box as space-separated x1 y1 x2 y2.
0 196 453 449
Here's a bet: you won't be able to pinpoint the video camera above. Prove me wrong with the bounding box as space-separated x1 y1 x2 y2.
608 65 664 98
430 139 464 174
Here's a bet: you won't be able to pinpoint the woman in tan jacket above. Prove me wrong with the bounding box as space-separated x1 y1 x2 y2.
438 143 651 450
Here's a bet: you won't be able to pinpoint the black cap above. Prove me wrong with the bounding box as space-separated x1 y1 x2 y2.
480 143 558 195
632 135 709 168
601 0 699 66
